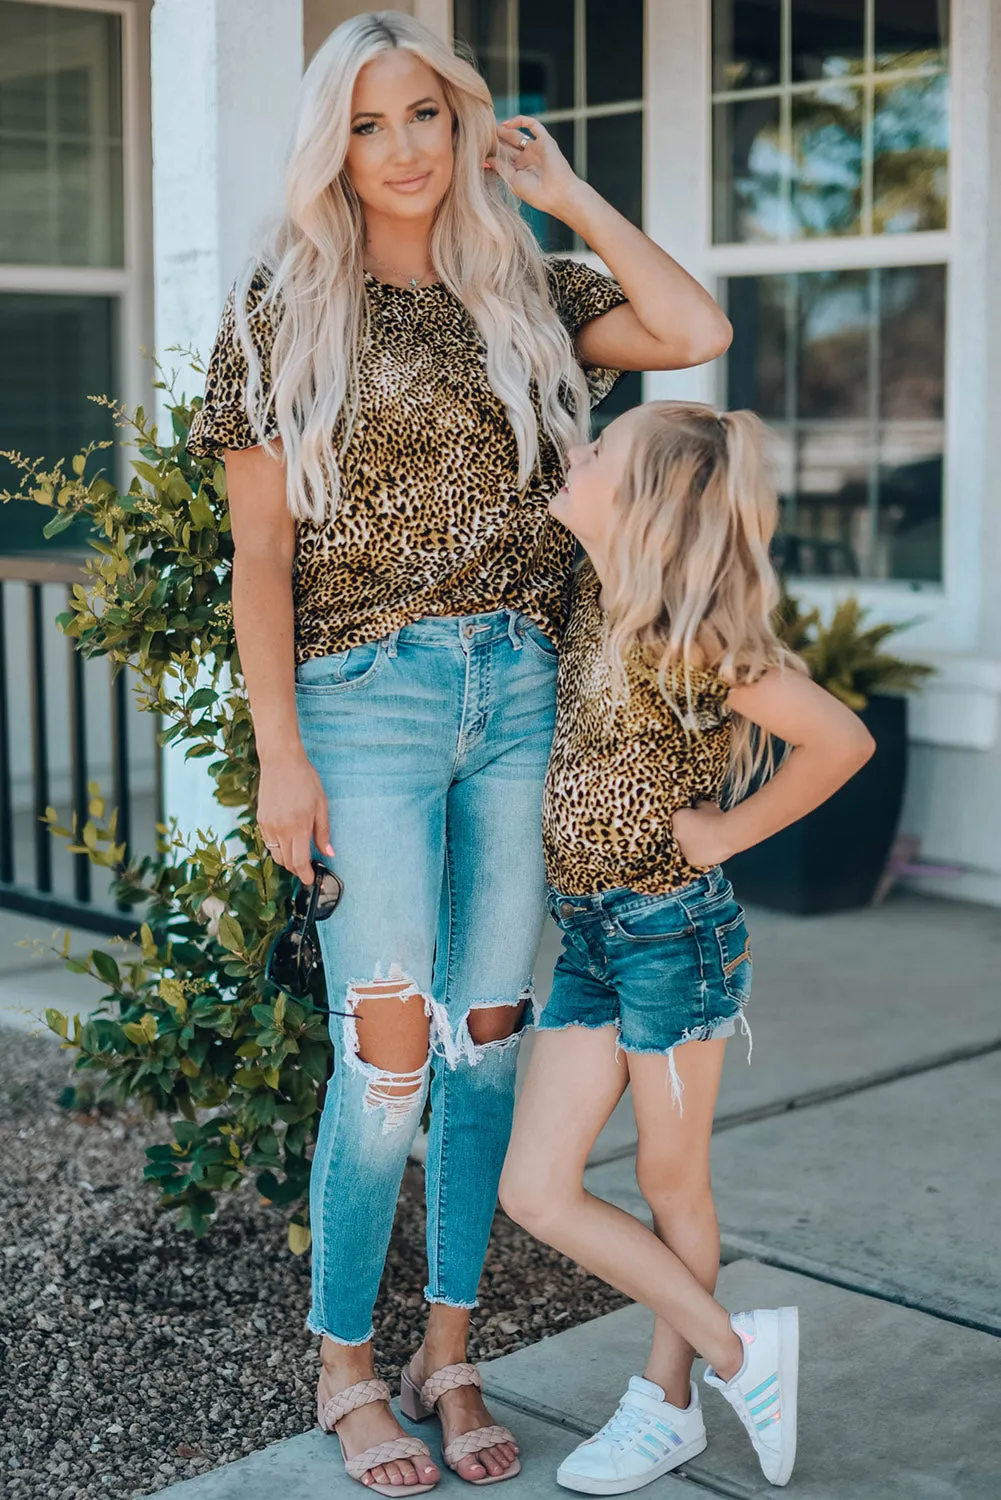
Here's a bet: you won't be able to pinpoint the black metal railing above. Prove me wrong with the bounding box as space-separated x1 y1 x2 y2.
0 554 162 936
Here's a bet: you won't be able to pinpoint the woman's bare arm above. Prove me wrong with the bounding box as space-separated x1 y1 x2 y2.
226 444 332 883
492 115 732 371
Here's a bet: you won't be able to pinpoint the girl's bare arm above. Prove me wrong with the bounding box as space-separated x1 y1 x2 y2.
225 444 332 883
673 669 876 870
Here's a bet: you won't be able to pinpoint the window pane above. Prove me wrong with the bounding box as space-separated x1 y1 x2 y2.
797 269 870 419
875 0 949 71
587 112 642 229
791 0 865 83
0 2 124 267
0 293 115 550
522 119 575 251
586 0 643 106
726 275 788 417
454 0 511 105
593 370 642 433
724 267 944 582
872 74 948 233
712 0 782 91
519 0 574 114
713 95 784 243
790 84 862 236
877 264 945 580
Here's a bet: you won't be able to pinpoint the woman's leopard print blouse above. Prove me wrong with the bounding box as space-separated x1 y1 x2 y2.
543 566 734 896
186 259 627 665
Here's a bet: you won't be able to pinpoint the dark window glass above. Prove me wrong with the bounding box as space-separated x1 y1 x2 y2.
712 0 782 90
872 74 948 233
522 119 576 251
593 370 643 433
586 112 643 229
586 0 643 106
518 0 574 114
726 275 788 418
724 266 944 581
790 84 863 236
713 95 784 243
791 0 865 83
875 0 949 70
454 0 511 103
0 293 115 551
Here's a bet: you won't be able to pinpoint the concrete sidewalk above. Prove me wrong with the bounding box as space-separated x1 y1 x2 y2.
2 890 998 1495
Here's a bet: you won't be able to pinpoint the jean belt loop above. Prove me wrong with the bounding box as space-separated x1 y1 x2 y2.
384 628 399 660
507 610 523 650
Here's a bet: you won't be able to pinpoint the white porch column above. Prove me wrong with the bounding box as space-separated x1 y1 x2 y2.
151 0 303 845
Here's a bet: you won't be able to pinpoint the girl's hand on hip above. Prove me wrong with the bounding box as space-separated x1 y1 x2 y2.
257 750 334 885
672 801 732 871
488 115 583 221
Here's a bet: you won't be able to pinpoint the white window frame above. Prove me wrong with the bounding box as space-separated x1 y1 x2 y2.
645 0 990 657
0 0 154 498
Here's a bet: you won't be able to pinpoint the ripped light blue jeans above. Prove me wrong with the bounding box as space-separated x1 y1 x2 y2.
295 608 558 1344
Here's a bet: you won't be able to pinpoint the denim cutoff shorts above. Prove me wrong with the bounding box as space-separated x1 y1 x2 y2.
539 866 752 1080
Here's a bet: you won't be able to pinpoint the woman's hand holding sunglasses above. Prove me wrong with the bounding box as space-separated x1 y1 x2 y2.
257 747 334 885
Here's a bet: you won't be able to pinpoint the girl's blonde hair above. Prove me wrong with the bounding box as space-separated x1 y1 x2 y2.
234 10 590 523
601 400 805 799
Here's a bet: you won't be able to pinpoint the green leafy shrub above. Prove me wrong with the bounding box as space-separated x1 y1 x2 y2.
1 378 325 1251
775 592 934 712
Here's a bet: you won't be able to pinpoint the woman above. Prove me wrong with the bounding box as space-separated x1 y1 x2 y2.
187 12 730 1494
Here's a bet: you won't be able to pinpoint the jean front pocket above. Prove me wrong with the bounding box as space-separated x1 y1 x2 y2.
517 618 559 663
715 909 752 1004
295 641 385 693
611 898 694 944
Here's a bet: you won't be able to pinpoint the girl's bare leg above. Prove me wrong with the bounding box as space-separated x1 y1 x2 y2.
627 1039 728 1406
500 1029 743 1381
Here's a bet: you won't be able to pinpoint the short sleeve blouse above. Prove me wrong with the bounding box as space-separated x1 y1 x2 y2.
187 258 628 664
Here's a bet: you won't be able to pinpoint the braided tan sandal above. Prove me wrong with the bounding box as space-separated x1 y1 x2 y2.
317 1376 438 1496
400 1361 521 1486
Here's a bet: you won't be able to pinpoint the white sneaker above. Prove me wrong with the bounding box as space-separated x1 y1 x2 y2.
556 1376 707 1494
704 1307 799 1487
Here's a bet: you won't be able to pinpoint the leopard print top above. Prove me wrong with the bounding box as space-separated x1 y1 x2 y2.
543 566 734 896
186 259 627 664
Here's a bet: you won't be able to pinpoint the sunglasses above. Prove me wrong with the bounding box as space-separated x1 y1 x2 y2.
265 860 344 1000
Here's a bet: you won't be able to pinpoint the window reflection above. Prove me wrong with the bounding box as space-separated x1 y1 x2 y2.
725 266 945 582
587 113 643 233
872 75 949 233
520 119 576 252
518 0 574 114
874 0 948 70
713 96 784 243
586 0 642 106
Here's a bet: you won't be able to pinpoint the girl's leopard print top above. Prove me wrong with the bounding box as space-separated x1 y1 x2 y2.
186 260 626 665
543 566 733 896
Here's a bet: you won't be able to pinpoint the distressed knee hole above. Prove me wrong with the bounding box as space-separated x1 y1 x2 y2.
343 966 433 1129
466 997 527 1047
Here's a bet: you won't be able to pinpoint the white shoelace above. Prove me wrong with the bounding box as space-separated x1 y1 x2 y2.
598 1401 648 1452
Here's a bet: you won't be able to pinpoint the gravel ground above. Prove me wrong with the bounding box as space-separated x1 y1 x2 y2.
1 1025 628 1500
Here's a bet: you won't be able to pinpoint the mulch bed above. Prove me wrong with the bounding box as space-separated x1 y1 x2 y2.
0 1026 627 1500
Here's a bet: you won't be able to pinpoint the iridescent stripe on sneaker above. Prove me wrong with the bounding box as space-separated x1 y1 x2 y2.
744 1373 778 1403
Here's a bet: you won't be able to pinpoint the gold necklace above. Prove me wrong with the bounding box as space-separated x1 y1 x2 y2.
365 250 436 290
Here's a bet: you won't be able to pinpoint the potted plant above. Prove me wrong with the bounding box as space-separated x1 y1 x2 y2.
724 596 934 914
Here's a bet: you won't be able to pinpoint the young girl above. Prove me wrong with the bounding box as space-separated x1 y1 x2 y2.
500 401 874 1492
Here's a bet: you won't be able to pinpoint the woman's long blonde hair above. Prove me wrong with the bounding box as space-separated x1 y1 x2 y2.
601 401 805 799
233 10 590 522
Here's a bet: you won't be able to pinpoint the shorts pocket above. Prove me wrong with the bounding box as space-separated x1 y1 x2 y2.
612 899 694 943
518 618 559 662
295 642 384 693
715 910 752 1004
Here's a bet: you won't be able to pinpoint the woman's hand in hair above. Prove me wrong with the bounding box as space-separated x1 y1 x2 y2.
487 115 581 221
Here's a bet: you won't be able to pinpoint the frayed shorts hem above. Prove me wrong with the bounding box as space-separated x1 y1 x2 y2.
535 1014 738 1051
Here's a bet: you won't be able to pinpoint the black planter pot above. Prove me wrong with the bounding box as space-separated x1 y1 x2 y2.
724 694 908 915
